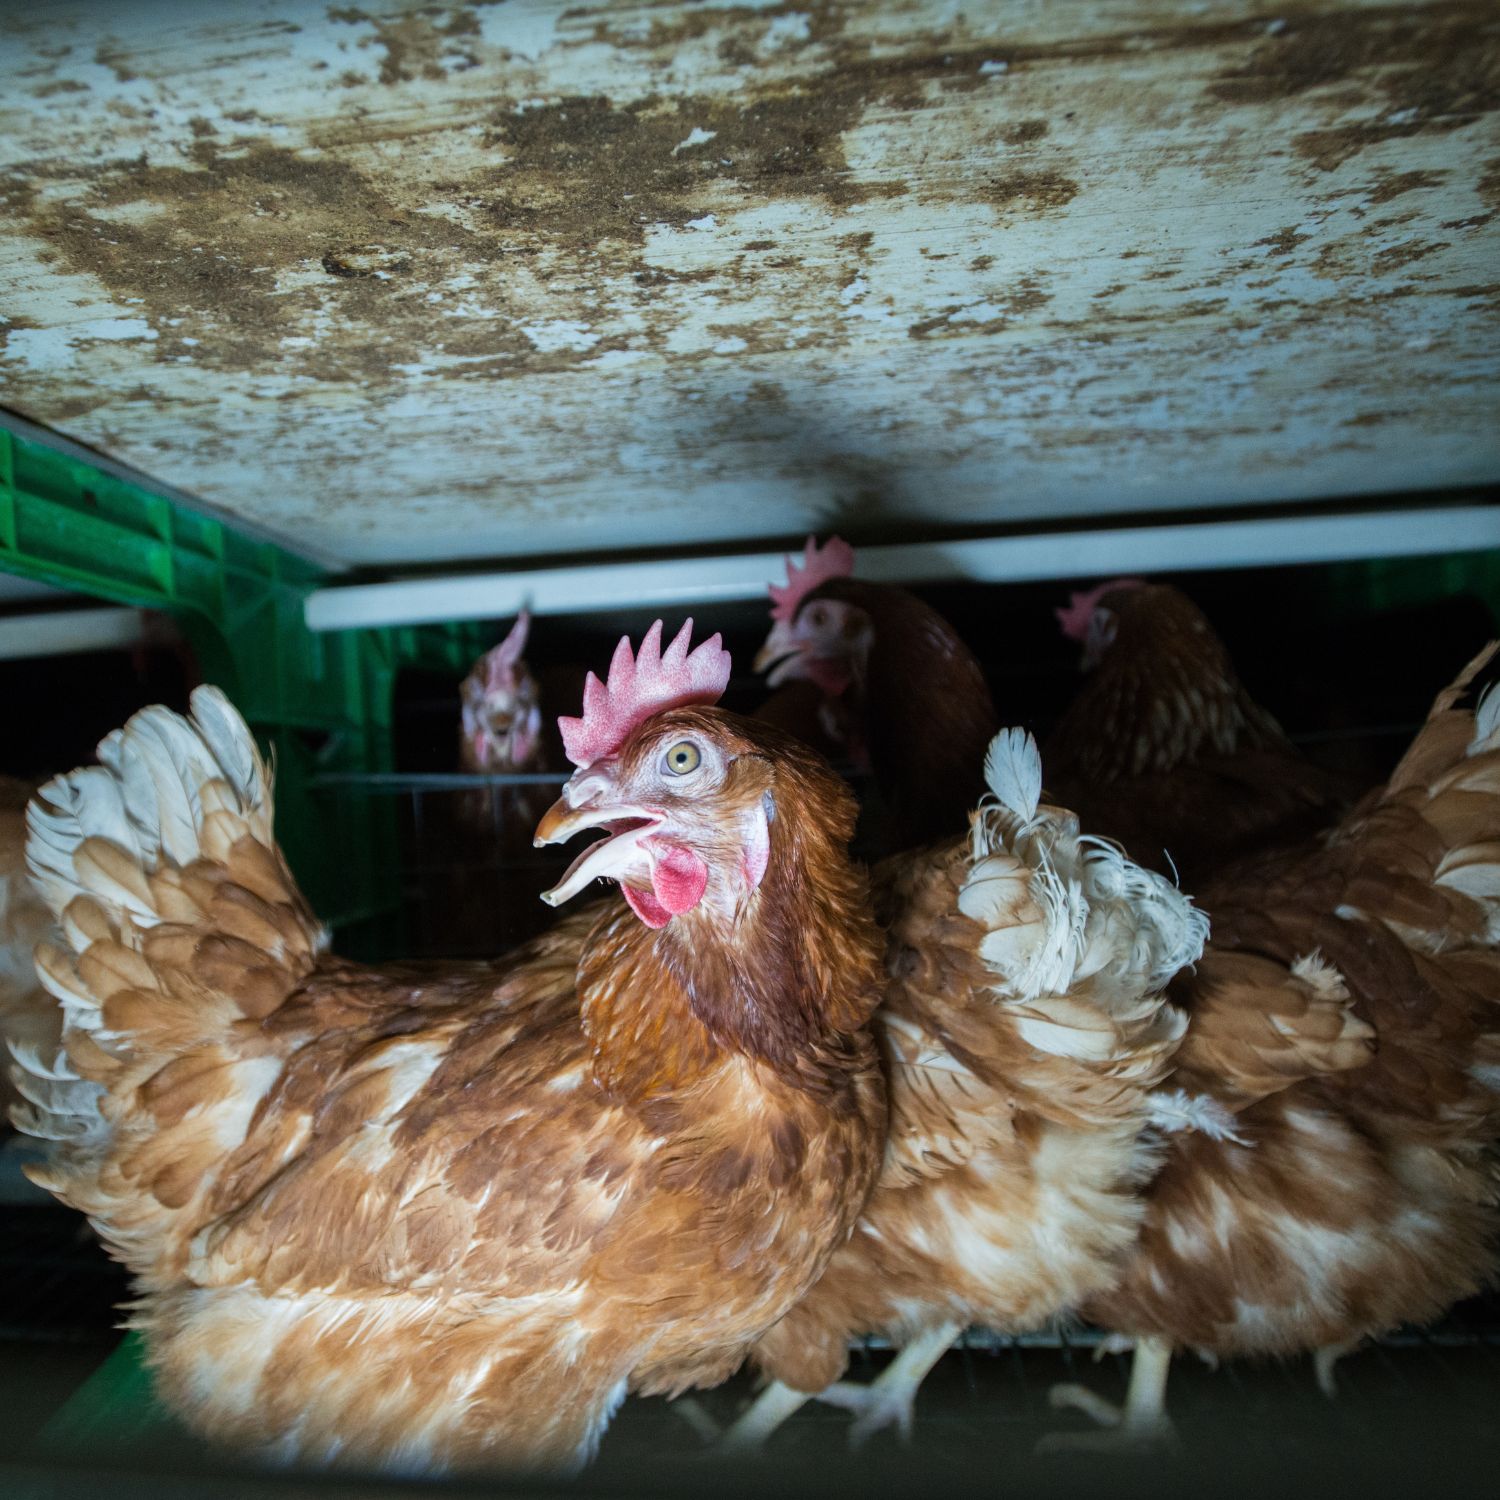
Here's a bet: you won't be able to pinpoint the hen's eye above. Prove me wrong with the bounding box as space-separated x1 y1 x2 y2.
662 741 702 776
809 607 827 626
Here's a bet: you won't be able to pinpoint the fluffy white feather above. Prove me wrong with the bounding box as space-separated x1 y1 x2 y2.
15 687 284 1153
1145 1088 1250 1145
1471 682 1500 756
983 728 1042 822
7 1036 79 1082
962 730 1207 1040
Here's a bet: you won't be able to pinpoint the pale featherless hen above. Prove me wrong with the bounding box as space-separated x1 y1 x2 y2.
9 621 889 1474
435 609 561 952
721 727 1207 1449
457 609 544 779
1047 644 1500 1449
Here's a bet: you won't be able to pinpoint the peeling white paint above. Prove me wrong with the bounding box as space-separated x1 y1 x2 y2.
519 321 600 355
4 318 158 373
673 127 718 155
950 303 1005 323
763 14 813 49
476 1 566 63
0 0 1494 569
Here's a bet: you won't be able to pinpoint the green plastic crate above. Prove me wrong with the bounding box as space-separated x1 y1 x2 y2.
0 424 494 930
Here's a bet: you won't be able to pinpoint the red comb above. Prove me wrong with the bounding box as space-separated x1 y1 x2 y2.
768 535 856 623
559 619 731 768
1055 578 1145 641
482 609 531 689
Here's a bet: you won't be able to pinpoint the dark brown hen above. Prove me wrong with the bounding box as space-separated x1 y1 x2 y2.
1045 580 1357 885
756 537 999 854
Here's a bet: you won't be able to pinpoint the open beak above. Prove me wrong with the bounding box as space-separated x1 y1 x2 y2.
534 782 663 908
753 620 806 685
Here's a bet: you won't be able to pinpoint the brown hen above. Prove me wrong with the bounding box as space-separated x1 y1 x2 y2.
722 728 1206 1448
1046 580 1355 885
11 622 887 1475
1048 644 1500 1448
755 537 999 854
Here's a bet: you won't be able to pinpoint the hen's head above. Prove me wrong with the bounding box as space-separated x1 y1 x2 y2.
754 535 873 698
1055 578 1147 670
536 620 848 932
460 611 542 769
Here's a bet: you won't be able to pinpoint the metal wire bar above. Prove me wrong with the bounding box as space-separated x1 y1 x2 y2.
311 771 570 790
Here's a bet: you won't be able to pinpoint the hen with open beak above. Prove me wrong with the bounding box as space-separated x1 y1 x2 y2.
530 619 770 932
534 767 663 909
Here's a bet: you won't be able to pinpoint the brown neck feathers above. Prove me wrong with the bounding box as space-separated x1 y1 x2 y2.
577 735 884 1102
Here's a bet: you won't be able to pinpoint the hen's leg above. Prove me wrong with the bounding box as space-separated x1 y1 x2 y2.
718 1380 812 1453
815 1321 963 1449
672 1397 725 1445
1042 1335 1177 1453
1313 1338 1359 1399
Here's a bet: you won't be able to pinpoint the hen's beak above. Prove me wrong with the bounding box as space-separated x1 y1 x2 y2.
534 775 662 907
753 620 806 685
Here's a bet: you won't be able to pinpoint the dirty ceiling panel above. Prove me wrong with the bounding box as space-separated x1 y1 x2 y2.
0 0 1497 569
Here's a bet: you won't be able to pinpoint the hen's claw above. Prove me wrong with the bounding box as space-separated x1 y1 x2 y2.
814 1320 963 1450
1314 1339 1358 1399
1038 1384 1176 1455
816 1379 916 1448
717 1380 810 1454
1048 1382 1130 1428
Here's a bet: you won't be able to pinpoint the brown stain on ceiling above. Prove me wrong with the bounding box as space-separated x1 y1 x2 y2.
0 1 1496 566
0 7 1093 390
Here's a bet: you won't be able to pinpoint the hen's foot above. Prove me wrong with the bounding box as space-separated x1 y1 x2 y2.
1314 1339 1359 1400
671 1396 724 1446
1037 1335 1177 1456
1039 1384 1176 1455
815 1320 963 1450
816 1379 917 1448
716 1381 810 1455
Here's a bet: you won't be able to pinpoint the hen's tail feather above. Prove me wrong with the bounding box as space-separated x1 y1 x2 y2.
1384 642 1498 796
0 787 65 1122
1334 645 1500 952
12 688 323 1269
1193 646 1500 1130
960 730 1199 1107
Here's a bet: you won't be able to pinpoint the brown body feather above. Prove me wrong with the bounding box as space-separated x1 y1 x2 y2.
1046 586 1356 884
1084 647 1500 1364
16 693 886 1473
752 681 851 768
0 776 58 1123
747 735 1203 1408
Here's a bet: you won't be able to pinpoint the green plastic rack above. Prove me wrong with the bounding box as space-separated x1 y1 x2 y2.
0 422 494 932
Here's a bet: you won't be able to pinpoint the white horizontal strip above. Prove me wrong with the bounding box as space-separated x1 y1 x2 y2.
304 505 1500 633
0 607 148 660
